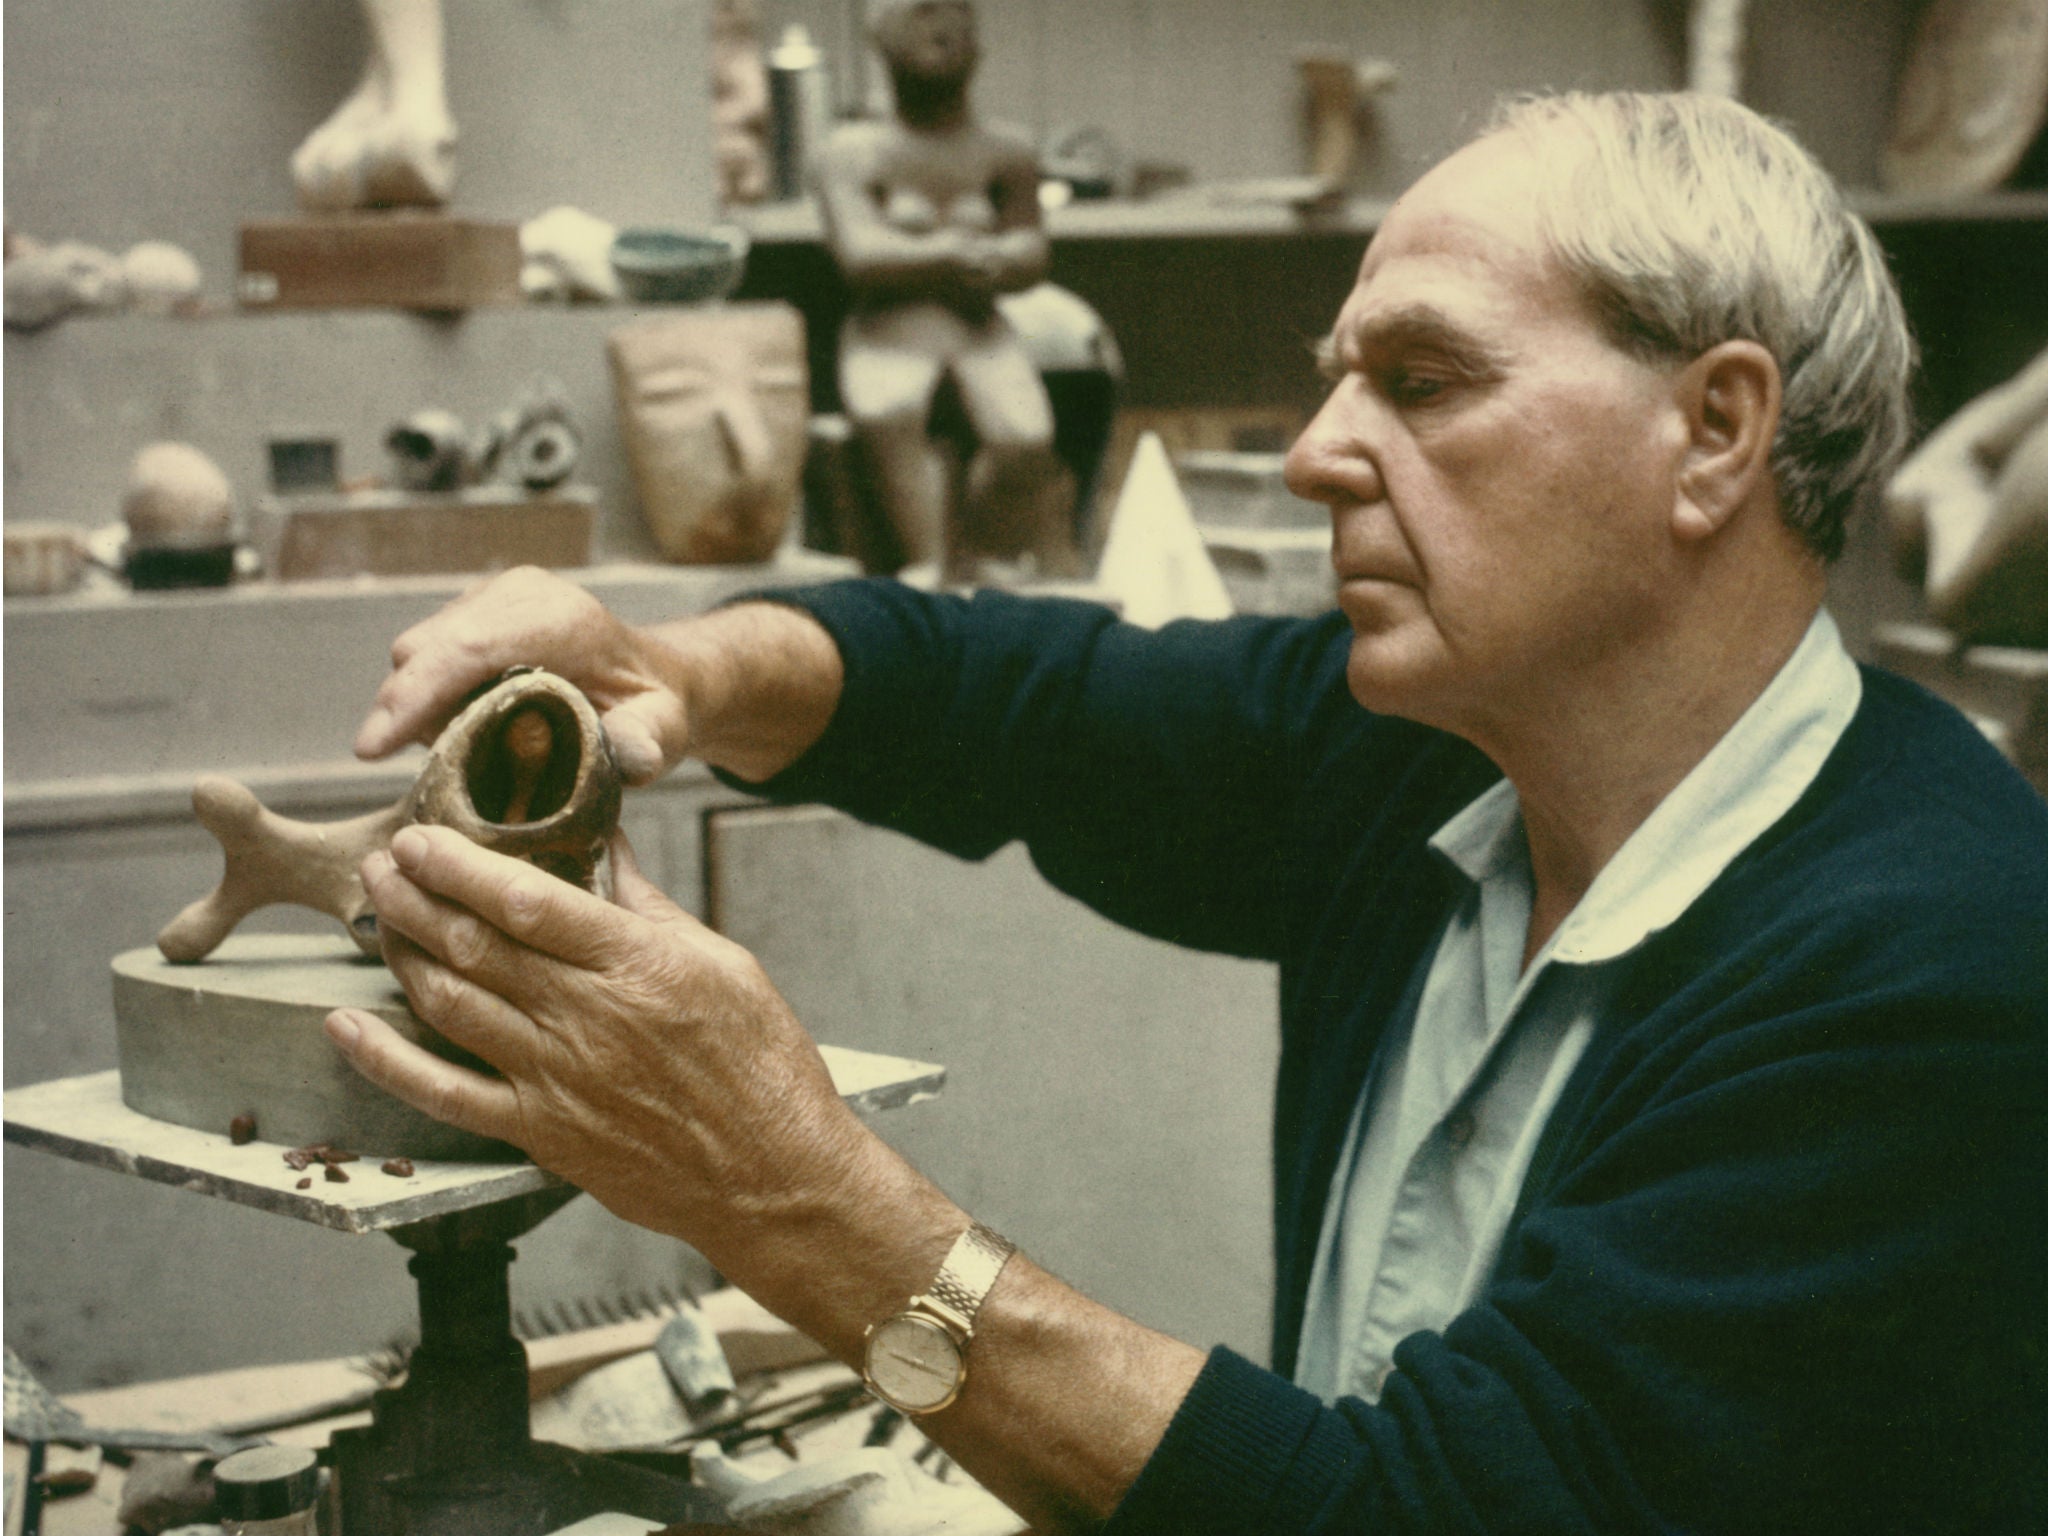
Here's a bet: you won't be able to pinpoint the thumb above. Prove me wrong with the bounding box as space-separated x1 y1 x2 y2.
600 693 689 786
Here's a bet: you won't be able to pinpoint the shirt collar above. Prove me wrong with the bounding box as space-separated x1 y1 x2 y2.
1429 609 1862 965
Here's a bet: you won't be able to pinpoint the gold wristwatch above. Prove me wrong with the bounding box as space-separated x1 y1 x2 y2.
862 1222 1016 1415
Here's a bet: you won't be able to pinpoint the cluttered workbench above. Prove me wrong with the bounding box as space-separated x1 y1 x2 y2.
4 1007 953 1535
3 1019 1002 1535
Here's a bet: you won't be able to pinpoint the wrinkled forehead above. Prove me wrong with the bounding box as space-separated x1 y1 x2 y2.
1339 133 1595 337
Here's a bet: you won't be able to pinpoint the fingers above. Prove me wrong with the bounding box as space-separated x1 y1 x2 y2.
358 572 548 759
373 826 628 973
378 925 543 1066
355 629 493 760
607 832 696 927
324 1007 522 1144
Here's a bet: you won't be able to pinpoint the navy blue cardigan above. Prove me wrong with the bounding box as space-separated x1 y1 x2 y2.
740 581 2048 1533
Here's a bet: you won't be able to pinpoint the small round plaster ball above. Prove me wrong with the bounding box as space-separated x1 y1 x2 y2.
121 241 203 314
122 441 235 550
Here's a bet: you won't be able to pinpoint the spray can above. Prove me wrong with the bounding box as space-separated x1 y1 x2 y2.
768 25 831 200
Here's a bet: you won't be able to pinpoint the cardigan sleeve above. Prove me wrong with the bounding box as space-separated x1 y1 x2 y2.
720 579 1360 961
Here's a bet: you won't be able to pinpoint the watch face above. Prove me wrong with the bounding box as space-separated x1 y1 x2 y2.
865 1312 965 1414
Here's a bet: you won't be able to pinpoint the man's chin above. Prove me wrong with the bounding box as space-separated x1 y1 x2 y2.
1343 633 1451 725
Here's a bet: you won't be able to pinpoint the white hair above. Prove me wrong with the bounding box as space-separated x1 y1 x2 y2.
1487 91 1915 560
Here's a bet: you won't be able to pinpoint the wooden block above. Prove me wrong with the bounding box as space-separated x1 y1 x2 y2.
257 485 597 581
238 214 522 310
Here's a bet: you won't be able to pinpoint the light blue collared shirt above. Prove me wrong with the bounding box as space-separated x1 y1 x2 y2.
1294 610 1863 1404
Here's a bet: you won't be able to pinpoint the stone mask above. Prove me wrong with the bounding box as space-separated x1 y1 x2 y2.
608 302 809 564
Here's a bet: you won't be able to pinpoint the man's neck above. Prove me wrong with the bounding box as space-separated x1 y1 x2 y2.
1486 559 1829 969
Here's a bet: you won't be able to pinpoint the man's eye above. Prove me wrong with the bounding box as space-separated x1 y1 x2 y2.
1383 370 1450 406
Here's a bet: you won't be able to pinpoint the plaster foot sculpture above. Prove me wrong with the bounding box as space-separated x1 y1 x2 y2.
816 0 1083 584
1885 346 2048 647
158 669 622 964
293 0 458 212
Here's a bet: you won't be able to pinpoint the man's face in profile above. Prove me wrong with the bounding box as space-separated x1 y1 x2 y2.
1285 133 1691 740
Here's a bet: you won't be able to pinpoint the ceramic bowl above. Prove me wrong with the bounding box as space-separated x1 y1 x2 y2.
610 224 751 304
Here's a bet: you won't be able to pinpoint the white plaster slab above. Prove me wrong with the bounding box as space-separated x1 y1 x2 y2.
6 1046 944 1238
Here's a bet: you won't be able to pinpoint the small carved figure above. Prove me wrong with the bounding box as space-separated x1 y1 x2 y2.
1885 347 2048 647
293 0 458 212
815 0 1081 583
158 669 622 964
608 304 810 562
713 0 773 205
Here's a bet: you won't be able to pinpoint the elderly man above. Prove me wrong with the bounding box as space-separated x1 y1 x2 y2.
329 92 2048 1532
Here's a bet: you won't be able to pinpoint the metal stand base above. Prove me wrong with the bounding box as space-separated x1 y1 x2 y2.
328 1191 721 1535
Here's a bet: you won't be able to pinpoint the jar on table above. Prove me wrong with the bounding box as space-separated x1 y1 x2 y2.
214 1444 323 1535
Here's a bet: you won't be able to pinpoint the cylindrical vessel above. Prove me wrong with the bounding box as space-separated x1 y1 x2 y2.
216 1444 323 1535
768 24 830 200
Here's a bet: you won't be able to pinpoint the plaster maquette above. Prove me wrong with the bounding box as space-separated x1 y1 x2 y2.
293 0 458 212
158 669 623 964
815 0 1081 583
714 0 773 205
1886 346 2048 648
607 304 810 564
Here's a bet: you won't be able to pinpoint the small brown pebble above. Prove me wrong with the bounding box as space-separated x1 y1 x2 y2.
324 1164 350 1183
296 1176 313 1190
228 1113 257 1145
319 1148 360 1165
380 1158 416 1178
283 1149 312 1171
35 1467 97 1498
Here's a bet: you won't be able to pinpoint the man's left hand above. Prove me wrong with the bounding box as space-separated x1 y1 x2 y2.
324 825 879 1270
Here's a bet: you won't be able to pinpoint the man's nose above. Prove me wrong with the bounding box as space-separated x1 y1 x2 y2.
1284 382 1383 511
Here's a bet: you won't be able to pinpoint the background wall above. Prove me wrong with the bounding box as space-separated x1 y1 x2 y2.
771 0 1916 193
2 0 718 292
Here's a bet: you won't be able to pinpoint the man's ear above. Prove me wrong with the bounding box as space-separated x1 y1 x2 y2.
1672 340 1781 543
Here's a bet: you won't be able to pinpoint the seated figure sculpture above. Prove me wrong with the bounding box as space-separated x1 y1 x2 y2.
815 0 1081 583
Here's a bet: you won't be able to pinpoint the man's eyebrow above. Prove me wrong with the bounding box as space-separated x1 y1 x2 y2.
1313 305 1508 380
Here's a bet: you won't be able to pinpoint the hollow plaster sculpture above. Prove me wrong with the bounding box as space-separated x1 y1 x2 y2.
607 304 810 563
158 669 623 964
1885 346 2048 648
293 0 458 212
474 375 582 490
815 0 1082 583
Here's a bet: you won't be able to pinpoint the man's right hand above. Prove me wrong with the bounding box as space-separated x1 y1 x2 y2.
354 566 693 785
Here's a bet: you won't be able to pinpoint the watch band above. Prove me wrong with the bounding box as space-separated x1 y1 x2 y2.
921 1222 1016 1333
